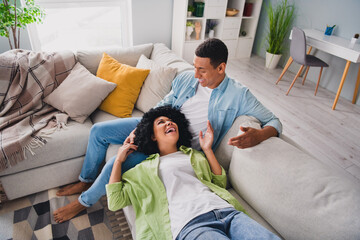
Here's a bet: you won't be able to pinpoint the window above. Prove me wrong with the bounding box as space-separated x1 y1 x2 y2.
24 0 132 51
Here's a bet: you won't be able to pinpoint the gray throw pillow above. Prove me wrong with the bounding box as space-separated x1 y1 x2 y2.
135 55 176 113
44 62 116 123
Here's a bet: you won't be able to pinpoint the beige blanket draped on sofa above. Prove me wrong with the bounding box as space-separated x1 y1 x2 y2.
0 49 76 171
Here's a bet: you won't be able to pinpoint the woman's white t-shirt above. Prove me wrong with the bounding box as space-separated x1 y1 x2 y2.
158 151 232 239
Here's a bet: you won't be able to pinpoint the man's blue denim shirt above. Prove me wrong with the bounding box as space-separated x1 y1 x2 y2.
156 71 282 150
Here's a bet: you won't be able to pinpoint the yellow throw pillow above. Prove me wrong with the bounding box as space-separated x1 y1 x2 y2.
97 53 150 118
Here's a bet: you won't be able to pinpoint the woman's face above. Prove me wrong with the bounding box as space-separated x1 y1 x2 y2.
152 116 179 146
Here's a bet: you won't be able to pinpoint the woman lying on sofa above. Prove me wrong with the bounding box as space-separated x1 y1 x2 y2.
106 106 279 240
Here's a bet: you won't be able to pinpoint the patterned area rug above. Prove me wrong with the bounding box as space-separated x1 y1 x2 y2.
0 188 132 240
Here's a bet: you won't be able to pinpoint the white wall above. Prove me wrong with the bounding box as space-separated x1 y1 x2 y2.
253 0 360 106
132 0 173 47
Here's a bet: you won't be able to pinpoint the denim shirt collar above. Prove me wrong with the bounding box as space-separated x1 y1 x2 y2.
214 75 230 93
191 74 229 93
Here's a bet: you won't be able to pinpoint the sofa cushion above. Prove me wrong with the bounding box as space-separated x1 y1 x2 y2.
229 136 360 239
44 62 117 123
0 119 92 177
167 61 194 76
97 53 150 118
76 43 153 75
150 43 193 75
90 109 144 125
135 55 177 113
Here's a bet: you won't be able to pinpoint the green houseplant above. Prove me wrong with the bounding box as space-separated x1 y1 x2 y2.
0 0 45 49
187 5 195 17
265 0 294 69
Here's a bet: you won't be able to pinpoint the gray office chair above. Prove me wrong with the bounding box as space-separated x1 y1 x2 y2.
286 27 328 95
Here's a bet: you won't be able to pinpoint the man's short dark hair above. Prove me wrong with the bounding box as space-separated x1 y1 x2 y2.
134 106 192 155
195 38 228 68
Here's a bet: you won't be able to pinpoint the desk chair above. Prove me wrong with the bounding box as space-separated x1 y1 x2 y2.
279 27 328 95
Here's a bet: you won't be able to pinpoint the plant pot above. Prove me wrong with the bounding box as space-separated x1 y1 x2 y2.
194 2 204 17
186 26 194 40
265 52 282 69
209 29 215 38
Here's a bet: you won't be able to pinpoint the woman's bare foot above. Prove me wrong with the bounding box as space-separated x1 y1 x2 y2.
53 200 86 223
56 182 92 196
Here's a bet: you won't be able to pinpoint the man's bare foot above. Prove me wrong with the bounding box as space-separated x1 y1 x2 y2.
56 182 92 196
53 200 86 223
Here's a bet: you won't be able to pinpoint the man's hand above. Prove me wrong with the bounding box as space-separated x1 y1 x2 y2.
116 143 138 163
124 129 136 144
199 120 214 152
228 126 277 149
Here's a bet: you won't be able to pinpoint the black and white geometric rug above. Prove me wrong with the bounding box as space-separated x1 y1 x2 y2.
0 188 132 240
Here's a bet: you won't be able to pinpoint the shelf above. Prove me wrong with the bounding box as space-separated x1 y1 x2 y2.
242 16 255 19
185 39 204 43
187 17 204 20
172 0 263 62
239 36 253 40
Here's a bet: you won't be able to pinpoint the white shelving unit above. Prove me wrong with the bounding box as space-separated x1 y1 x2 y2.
172 0 263 63
236 0 263 58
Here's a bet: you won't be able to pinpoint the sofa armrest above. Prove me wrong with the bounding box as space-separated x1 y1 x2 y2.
215 115 261 171
228 136 360 239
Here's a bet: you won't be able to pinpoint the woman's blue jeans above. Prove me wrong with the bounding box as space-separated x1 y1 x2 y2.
77 117 148 207
176 208 280 240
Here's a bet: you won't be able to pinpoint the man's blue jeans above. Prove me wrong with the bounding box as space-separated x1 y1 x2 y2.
77 117 148 207
176 208 280 240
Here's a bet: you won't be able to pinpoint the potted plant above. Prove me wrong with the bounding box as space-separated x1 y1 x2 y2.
186 21 194 40
0 0 45 50
187 5 195 17
207 20 217 38
265 0 295 69
350 33 359 48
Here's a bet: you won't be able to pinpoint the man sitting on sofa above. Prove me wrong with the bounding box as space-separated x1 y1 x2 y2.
53 38 282 223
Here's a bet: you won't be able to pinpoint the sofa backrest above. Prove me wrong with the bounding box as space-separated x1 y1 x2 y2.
76 43 154 75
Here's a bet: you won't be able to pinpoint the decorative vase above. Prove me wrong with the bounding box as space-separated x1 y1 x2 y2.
209 29 215 38
349 37 358 48
186 26 194 40
187 11 192 17
243 3 253 17
265 51 282 69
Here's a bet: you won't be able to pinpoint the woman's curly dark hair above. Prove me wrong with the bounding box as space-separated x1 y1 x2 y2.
134 106 192 155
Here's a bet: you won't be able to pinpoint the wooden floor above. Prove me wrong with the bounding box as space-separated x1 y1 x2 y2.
226 55 360 181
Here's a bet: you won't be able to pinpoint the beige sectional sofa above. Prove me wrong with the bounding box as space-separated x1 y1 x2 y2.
1 43 359 239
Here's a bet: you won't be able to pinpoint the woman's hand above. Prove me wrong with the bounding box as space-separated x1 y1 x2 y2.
124 128 136 144
199 121 222 175
199 120 214 152
116 143 138 163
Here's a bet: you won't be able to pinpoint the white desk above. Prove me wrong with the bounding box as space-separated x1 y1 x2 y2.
278 29 360 110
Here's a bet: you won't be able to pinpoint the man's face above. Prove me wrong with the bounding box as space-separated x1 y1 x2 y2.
193 56 226 89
